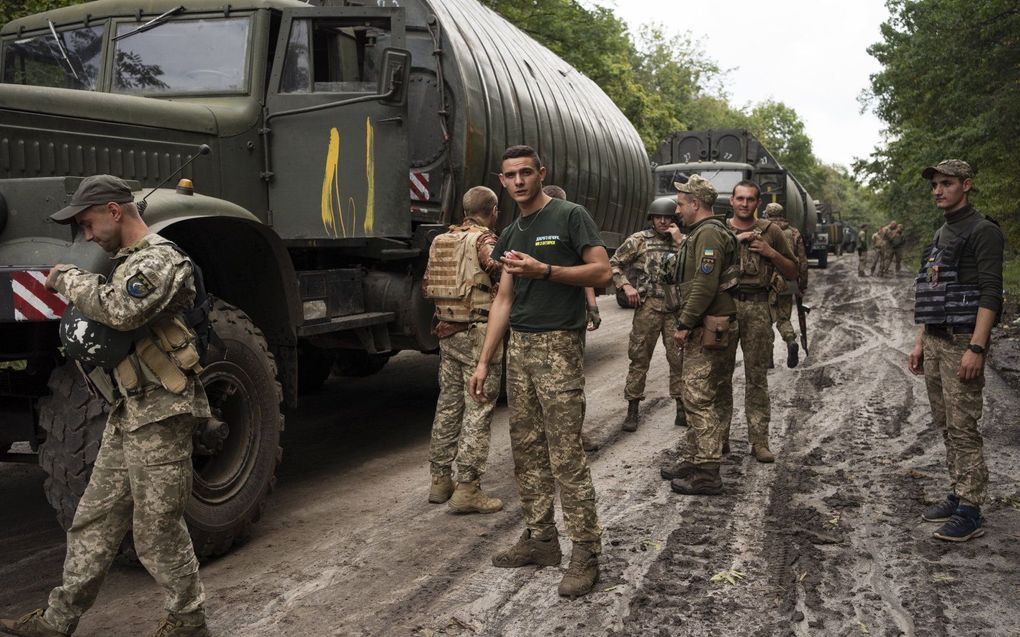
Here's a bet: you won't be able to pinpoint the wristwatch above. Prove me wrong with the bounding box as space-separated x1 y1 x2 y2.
967 343 986 355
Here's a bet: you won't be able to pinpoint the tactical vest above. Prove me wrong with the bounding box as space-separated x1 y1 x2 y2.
676 218 740 290
914 221 982 327
636 229 677 298
730 218 775 290
423 223 494 323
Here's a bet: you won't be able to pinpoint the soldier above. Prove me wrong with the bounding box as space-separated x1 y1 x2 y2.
870 224 886 276
764 203 808 368
908 159 1003 542
658 175 738 495
544 185 600 332
857 223 870 276
468 145 611 598
888 221 906 274
723 181 798 462
610 196 685 432
1 176 211 637
878 222 894 277
422 186 504 514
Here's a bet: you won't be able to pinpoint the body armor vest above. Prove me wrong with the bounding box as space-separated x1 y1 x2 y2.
731 218 775 290
637 229 677 298
424 223 494 323
914 222 981 326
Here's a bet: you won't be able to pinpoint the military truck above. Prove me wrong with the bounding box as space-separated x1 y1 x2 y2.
0 0 652 556
651 129 817 245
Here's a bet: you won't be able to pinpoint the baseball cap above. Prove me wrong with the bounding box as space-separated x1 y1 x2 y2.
673 174 717 207
764 203 785 217
50 175 135 224
921 159 973 181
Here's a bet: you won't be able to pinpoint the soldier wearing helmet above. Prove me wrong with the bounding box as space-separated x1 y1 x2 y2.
1 175 212 637
763 202 808 368
609 196 686 431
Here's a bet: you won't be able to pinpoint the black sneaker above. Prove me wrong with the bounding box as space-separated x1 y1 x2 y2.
921 494 959 522
933 505 985 542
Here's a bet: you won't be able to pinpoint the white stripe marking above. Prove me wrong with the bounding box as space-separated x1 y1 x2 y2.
11 279 60 319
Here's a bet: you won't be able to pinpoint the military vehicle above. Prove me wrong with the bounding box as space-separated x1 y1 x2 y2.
0 0 652 556
651 129 817 247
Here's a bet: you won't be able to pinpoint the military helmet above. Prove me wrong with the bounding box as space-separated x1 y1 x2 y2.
647 196 678 219
59 305 137 370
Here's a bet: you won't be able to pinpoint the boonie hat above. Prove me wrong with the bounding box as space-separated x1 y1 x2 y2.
674 174 717 207
50 175 134 224
764 203 785 217
921 159 973 181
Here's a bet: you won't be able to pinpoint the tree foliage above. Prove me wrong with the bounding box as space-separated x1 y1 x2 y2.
860 0 1020 247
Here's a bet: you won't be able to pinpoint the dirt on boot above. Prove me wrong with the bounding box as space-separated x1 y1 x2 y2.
428 475 453 504
621 400 640 432
557 544 599 598
752 445 776 463
660 459 696 481
674 400 687 427
149 617 211 637
492 531 562 568
670 464 723 495
0 610 68 637
448 481 503 514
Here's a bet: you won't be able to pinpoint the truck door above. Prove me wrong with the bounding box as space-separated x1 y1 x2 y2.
265 7 409 241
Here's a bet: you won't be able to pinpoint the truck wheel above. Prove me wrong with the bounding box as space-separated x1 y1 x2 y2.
37 363 109 532
189 300 283 557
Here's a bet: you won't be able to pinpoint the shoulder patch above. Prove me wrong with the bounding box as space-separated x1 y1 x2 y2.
700 256 716 274
703 248 716 257
126 272 155 298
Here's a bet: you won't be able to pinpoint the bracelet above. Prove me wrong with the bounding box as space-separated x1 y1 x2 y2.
543 264 553 280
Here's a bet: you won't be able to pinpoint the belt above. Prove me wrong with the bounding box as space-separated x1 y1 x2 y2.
730 289 770 302
926 324 975 339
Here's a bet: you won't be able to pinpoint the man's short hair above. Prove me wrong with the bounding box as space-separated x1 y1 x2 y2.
732 180 761 198
543 185 566 200
462 186 498 216
502 145 543 169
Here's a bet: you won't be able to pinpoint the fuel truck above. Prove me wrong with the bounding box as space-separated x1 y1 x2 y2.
0 0 652 556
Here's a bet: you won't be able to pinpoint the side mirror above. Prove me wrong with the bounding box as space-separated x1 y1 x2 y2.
378 48 411 107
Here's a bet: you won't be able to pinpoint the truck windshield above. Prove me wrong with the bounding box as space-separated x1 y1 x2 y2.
112 16 250 94
2 25 104 90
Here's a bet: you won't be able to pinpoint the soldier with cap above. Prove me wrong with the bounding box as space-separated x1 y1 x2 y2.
908 159 1003 542
658 175 739 495
764 202 808 368
723 181 797 462
610 196 685 432
1 176 212 637
857 223 870 276
422 186 504 514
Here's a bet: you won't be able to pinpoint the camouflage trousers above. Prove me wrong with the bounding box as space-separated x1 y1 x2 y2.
45 414 205 634
870 248 883 275
858 249 868 275
429 323 503 482
722 298 774 446
892 246 904 274
682 321 738 464
507 330 601 545
922 332 988 505
773 294 797 344
879 246 893 276
625 298 683 401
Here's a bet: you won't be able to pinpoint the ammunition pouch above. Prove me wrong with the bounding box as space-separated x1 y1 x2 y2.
700 315 734 351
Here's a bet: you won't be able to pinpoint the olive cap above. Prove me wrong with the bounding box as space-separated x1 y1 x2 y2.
764 203 785 218
673 174 717 207
921 159 973 181
51 174 134 224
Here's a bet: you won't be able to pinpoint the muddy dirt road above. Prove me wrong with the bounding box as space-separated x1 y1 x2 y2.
2 254 1019 636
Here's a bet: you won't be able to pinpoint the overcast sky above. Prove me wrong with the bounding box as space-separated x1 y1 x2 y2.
604 0 890 169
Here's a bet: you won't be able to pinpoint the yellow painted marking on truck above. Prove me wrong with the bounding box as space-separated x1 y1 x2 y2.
364 116 375 234
321 127 347 238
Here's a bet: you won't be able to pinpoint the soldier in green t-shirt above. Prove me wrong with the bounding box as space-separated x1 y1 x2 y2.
468 145 611 599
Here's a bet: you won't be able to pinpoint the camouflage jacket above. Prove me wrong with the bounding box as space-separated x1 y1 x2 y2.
669 216 737 329
726 218 795 292
610 228 677 298
771 219 809 294
51 234 210 431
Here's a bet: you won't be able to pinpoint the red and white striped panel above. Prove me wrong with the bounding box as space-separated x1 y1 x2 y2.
410 171 430 201
10 270 68 321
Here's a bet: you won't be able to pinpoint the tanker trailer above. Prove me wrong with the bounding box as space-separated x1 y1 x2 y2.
0 0 652 555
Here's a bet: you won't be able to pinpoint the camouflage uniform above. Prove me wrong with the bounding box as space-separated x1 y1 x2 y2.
857 228 869 276
870 230 885 275
610 229 681 401
889 225 905 273
766 214 808 346
723 218 795 450
44 235 210 634
878 225 894 276
426 220 502 482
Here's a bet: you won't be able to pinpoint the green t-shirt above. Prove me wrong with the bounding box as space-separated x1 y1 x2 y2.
493 198 605 331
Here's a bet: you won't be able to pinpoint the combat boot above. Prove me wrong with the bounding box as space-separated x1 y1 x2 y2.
670 463 723 495
428 474 453 504
0 610 68 637
448 480 503 514
674 399 687 427
492 530 562 568
557 542 600 598
922 494 959 522
660 459 696 481
621 400 640 432
752 444 775 463
787 341 799 368
149 616 211 637
933 504 985 542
